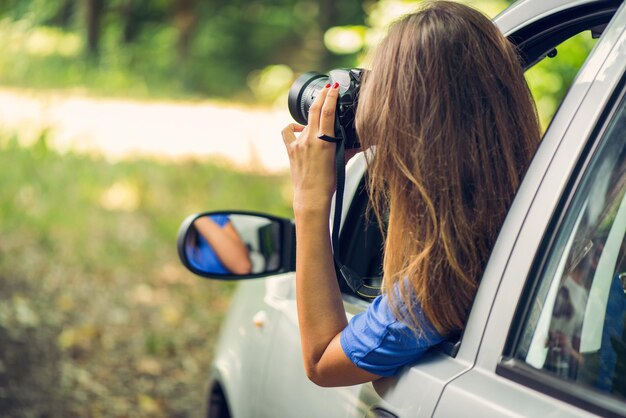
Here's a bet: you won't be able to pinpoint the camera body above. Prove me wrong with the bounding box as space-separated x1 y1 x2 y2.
288 68 363 149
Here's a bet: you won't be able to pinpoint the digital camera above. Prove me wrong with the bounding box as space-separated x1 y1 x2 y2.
287 69 363 149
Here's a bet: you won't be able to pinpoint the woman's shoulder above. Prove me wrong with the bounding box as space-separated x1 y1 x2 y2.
340 290 445 377
369 290 441 341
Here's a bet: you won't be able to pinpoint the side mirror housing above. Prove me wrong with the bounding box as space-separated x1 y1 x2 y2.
177 211 295 280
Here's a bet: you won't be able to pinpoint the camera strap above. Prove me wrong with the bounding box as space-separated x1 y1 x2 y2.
331 117 380 300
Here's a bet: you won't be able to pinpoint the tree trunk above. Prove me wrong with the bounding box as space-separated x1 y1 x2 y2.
174 0 196 63
86 0 105 61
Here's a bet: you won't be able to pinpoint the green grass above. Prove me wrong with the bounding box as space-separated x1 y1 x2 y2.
0 133 292 417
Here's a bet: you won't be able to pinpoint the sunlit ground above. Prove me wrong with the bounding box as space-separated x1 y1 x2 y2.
0 88 291 172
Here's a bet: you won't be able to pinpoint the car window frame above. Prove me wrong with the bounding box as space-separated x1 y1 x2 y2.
499 0 622 69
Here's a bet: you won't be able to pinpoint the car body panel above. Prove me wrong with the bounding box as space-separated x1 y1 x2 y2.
258 288 361 418
209 278 277 418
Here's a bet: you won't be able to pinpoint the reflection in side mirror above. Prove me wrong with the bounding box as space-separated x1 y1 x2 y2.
177 211 295 279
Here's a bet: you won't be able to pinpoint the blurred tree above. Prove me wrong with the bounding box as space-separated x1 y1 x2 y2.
316 0 370 70
173 0 196 61
112 0 168 43
45 0 76 29
0 0 31 20
85 0 105 60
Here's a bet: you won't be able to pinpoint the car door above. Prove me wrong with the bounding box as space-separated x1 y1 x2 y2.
434 1 626 416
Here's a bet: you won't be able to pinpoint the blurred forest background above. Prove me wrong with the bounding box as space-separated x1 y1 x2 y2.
0 0 596 417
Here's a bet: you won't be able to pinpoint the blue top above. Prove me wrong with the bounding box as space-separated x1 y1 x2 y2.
340 291 444 377
189 215 231 274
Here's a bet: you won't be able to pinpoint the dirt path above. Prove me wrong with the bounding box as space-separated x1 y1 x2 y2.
0 88 291 172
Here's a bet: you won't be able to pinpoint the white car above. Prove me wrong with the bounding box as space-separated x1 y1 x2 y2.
177 0 626 416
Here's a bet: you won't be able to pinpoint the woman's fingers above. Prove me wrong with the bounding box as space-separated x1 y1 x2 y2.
283 82 335 148
284 82 339 147
318 82 339 137
307 84 331 131
280 82 339 206
282 123 306 146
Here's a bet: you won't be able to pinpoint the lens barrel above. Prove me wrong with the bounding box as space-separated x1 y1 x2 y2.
287 72 328 125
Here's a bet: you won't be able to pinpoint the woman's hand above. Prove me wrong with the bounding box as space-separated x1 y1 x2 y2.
282 82 339 215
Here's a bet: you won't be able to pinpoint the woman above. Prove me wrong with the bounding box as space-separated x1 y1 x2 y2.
281 1 540 387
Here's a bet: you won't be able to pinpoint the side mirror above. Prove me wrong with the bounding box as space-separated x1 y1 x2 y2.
177 211 295 279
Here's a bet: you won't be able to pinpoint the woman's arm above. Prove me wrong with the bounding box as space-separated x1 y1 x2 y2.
194 217 252 275
282 83 381 387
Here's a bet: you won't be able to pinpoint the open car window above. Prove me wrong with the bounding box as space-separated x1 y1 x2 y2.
498 0 622 128
338 178 384 301
525 29 599 129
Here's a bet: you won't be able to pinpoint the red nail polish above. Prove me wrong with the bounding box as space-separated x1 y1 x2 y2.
333 82 339 89
325 83 331 88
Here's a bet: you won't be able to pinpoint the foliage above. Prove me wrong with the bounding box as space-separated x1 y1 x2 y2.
0 134 291 417
0 0 599 128
0 0 367 100
525 31 597 129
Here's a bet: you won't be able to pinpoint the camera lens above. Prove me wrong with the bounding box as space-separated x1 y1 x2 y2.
288 72 328 125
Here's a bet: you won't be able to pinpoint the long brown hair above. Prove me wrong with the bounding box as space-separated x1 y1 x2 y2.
356 1 541 334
